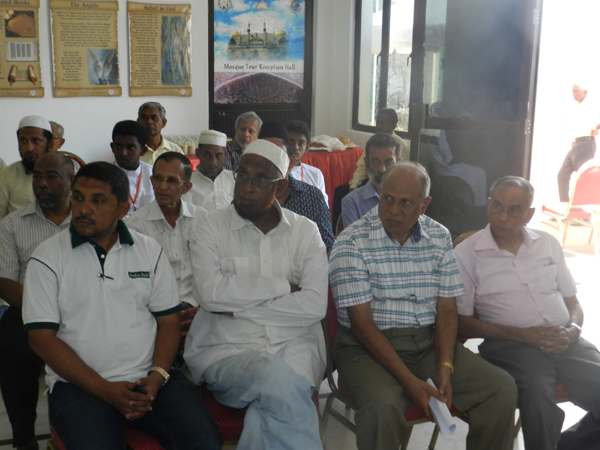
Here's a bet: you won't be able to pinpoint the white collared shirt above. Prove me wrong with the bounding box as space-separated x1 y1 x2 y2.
455 224 576 328
184 203 328 387
0 161 35 221
185 169 235 211
290 163 328 204
115 161 154 214
126 200 206 306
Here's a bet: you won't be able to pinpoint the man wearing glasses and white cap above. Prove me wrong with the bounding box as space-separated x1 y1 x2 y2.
0 115 54 220
186 130 235 211
185 139 327 450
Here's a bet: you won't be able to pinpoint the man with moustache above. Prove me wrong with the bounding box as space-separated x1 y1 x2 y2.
137 102 185 165
0 153 73 450
0 116 54 220
329 162 517 450
185 139 327 450
22 162 221 450
223 111 262 171
342 133 401 227
111 120 154 215
127 152 206 334
186 130 235 210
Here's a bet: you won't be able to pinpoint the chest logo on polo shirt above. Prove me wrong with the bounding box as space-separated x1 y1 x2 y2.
129 271 150 279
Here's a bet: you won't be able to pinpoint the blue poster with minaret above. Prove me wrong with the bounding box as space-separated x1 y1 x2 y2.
213 0 305 104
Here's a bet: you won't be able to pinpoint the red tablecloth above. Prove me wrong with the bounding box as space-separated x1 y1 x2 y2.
187 147 364 210
303 147 364 209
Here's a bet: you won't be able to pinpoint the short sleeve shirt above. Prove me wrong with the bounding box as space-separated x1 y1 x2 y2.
329 208 464 329
22 221 181 390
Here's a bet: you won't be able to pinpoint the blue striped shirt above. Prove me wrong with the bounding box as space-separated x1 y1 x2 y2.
329 207 464 329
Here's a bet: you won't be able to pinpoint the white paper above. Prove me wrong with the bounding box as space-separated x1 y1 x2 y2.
426 378 456 438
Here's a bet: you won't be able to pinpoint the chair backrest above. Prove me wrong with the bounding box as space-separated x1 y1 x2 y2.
569 163 600 207
57 151 86 168
325 284 338 351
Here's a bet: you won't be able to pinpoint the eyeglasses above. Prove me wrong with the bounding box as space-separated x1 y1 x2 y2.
150 175 186 187
233 172 283 189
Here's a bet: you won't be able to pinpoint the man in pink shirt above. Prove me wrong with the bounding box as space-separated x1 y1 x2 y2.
454 175 600 450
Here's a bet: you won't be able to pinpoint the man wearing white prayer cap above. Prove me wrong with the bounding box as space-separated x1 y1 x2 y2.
185 130 235 211
185 138 328 450
0 115 54 220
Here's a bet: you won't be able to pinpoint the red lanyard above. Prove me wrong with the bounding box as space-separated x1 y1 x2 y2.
300 164 304 182
129 171 142 211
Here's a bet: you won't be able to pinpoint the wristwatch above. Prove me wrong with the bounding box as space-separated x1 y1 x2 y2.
148 366 170 385
568 322 582 341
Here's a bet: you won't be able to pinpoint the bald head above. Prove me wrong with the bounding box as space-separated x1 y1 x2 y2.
34 152 74 178
381 161 431 200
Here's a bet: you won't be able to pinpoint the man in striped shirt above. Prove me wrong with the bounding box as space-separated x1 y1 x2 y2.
0 153 73 450
329 161 517 450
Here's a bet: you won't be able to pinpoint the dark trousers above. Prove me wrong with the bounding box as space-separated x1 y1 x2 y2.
480 338 600 450
0 306 44 447
49 370 222 450
557 138 596 201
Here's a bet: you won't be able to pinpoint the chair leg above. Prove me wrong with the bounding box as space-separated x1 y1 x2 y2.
514 415 522 437
401 425 414 450
429 424 440 450
561 220 570 247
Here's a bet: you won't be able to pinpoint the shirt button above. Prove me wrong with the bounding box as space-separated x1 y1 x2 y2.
101 255 105 259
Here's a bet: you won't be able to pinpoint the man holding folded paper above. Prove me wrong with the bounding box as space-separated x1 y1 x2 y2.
455 175 600 450
329 161 517 450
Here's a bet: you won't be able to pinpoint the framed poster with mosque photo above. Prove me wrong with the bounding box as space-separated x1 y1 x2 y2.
210 0 313 108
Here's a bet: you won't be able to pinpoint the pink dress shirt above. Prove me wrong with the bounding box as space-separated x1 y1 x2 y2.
455 225 576 328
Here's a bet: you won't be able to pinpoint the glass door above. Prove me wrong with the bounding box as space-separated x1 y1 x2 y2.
408 0 542 236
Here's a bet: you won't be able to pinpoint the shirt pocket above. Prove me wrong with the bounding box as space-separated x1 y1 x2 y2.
371 272 440 304
220 256 250 277
528 263 558 294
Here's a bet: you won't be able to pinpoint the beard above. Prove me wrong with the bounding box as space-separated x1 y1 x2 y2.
233 195 275 222
21 159 35 173
367 168 383 189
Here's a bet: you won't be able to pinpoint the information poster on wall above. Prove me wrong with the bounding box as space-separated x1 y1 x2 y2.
0 0 44 98
213 0 305 104
50 0 121 97
129 2 192 97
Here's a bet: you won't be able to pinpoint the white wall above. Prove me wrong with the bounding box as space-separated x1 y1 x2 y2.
0 0 209 166
0 0 365 167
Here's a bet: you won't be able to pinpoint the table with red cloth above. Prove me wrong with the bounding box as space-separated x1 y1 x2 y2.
302 147 364 210
187 147 364 210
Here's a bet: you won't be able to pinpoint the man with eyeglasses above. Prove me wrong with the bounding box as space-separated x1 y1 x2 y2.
127 152 206 334
0 153 73 450
186 130 235 210
185 139 327 450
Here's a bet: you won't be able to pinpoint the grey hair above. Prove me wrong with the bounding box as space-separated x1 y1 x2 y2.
235 111 263 131
49 121 64 138
381 161 431 199
138 102 166 120
489 176 535 207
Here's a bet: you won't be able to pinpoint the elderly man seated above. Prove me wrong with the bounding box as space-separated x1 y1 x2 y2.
329 161 517 450
137 102 184 165
454 175 600 450
184 139 327 450
223 111 262 171
186 130 234 210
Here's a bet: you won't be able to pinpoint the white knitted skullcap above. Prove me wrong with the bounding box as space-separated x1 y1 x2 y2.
18 115 52 133
242 139 290 177
197 130 227 147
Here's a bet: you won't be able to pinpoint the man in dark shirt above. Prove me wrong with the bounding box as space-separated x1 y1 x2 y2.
257 122 334 252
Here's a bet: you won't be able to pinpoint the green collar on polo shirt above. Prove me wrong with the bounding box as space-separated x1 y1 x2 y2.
70 220 135 250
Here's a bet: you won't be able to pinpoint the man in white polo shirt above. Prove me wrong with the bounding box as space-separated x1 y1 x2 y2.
184 139 327 450
0 115 54 220
127 152 206 333
22 162 221 450
137 102 184 165
286 120 328 204
111 120 154 215
186 130 235 210
0 153 73 450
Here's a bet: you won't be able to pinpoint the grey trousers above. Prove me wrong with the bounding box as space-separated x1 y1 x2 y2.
334 325 518 450
480 338 600 450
